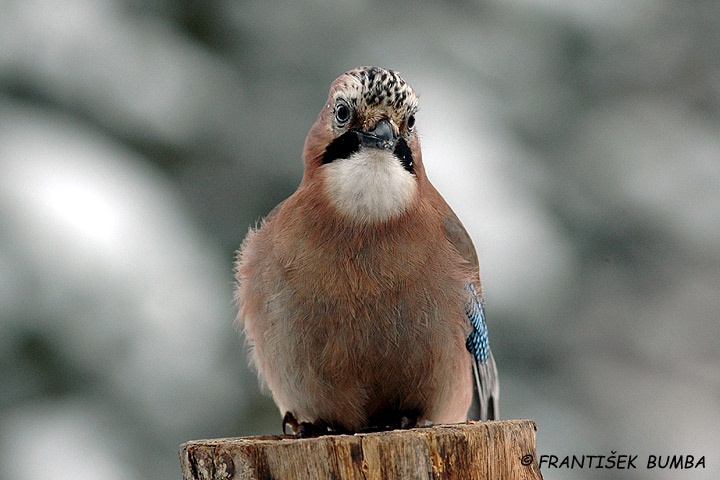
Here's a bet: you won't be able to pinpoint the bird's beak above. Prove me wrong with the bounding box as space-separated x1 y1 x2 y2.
356 118 398 151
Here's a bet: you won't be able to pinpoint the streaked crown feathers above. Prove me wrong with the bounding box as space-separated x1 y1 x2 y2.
329 67 419 130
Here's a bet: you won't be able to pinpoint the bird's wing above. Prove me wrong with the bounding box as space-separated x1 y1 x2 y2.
443 210 499 421
464 283 499 421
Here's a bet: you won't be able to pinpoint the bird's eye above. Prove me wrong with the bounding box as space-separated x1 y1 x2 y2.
407 115 416 132
335 103 351 125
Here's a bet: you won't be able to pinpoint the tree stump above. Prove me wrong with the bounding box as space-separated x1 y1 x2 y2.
180 419 543 479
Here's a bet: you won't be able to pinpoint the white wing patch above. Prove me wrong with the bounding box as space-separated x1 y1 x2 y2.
322 149 417 223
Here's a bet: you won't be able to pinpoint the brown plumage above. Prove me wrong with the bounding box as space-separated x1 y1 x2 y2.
235 67 497 435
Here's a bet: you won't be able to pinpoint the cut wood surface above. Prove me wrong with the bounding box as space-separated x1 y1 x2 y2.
180 419 543 479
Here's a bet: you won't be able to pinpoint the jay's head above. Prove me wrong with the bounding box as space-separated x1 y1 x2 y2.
302 66 425 224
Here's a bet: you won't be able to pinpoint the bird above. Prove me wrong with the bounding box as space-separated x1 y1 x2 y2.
235 66 498 437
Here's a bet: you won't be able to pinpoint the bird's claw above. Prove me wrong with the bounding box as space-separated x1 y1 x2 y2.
283 412 336 438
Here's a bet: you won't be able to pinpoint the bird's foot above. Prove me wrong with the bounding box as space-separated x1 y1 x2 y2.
282 410 427 436
282 411 299 435
359 409 424 432
282 412 339 438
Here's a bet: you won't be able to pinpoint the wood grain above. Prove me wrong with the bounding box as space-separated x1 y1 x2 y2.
180 420 543 479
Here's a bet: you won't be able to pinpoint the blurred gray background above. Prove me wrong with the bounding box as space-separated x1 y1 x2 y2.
1 1 718 479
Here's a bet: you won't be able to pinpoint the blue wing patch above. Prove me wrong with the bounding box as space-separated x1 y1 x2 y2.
465 283 490 364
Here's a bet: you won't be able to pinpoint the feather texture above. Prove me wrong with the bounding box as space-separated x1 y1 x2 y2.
235 66 499 435
466 283 499 420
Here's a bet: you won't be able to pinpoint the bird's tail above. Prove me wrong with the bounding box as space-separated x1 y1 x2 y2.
469 350 499 421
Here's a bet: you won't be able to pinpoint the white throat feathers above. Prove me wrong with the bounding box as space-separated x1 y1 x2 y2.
322 148 417 223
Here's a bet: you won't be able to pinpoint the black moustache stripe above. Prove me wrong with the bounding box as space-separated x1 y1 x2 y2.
322 131 360 164
394 138 414 173
322 131 414 175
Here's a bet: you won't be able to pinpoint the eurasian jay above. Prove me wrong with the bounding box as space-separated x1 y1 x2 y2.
235 66 498 437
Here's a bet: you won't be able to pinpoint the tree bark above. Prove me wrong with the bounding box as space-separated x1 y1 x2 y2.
180 419 543 479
